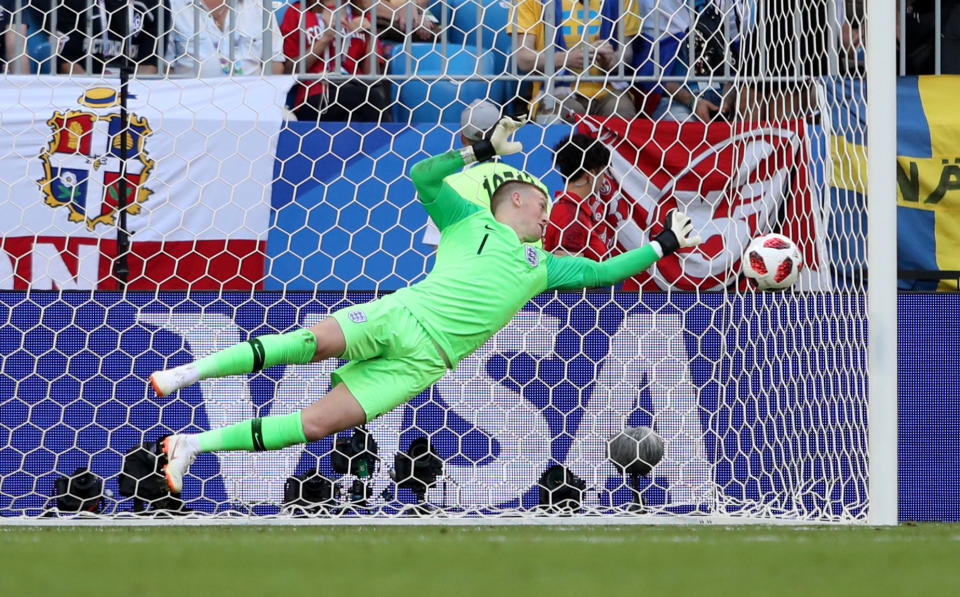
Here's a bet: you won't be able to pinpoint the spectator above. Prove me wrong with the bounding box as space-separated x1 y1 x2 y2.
1 0 30 74
280 0 388 122
56 0 170 75
510 0 636 120
734 0 833 121
362 0 438 42
5 0 49 73
623 0 693 117
898 0 960 75
166 0 286 76
421 99 550 248
645 0 739 122
841 0 864 75
544 133 617 260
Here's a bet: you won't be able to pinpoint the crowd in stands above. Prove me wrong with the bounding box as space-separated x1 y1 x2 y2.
0 0 887 125
13 0 957 124
0 0 947 126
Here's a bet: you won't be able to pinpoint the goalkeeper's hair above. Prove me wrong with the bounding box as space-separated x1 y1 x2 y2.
553 133 611 182
490 180 549 214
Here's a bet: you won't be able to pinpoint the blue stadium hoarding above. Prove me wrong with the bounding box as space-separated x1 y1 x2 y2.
0 290 886 519
897 293 960 521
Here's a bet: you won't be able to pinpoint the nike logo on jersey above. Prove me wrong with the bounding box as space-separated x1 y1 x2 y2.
484 224 495 231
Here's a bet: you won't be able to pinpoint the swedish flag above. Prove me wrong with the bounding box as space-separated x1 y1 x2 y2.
896 76 960 290
829 76 960 290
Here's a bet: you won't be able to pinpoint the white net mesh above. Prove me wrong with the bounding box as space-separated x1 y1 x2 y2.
0 0 872 521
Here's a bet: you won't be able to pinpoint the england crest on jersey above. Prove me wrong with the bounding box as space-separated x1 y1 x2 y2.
525 246 539 268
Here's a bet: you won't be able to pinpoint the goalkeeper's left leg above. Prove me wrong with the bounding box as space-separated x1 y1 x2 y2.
162 382 366 493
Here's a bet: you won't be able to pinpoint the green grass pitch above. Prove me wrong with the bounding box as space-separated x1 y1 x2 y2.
2 524 958 596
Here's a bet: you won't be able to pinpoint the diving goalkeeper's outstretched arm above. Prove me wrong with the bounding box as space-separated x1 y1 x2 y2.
545 210 701 290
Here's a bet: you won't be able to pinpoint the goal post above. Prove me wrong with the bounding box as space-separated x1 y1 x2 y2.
865 0 898 526
0 0 897 523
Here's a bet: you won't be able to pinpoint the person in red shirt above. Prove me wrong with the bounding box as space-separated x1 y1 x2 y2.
280 0 388 122
545 134 618 262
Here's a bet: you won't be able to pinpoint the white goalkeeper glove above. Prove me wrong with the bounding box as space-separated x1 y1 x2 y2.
653 209 701 256
468 116 527 163
488 116 526 156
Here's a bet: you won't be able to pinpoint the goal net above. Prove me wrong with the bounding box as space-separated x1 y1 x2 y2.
0 0 882 522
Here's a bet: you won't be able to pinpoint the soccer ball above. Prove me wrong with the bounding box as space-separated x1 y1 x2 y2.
741 233 802 291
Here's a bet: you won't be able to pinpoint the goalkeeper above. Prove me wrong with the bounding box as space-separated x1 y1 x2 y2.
152 117 701 493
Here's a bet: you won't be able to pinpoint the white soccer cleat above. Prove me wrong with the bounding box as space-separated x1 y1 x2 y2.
162 434 200 494
150 363 200 397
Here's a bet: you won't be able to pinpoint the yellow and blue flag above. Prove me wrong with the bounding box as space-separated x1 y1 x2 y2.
896 76 960 290
828 75 960 290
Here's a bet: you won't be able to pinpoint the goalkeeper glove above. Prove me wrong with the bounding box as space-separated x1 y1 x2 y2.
469 116 526 163
654 209 701 256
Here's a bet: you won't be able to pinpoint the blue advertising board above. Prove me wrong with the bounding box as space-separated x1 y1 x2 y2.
0 291 885 520
897 293 960 521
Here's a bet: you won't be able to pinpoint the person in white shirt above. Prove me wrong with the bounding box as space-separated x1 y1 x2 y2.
166 0 287 76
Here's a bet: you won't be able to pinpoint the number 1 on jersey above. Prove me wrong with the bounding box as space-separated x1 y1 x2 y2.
477 233 489 255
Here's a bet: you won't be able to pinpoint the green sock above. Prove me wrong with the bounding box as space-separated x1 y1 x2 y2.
194 328 316 380
195 412 308 452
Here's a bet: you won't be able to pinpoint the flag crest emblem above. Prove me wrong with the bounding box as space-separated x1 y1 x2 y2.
37 87 154 230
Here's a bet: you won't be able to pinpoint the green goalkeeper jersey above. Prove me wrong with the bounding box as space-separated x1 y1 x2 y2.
397 150 662 368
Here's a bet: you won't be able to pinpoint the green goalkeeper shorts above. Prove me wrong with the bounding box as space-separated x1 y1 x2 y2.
330 294 448 422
